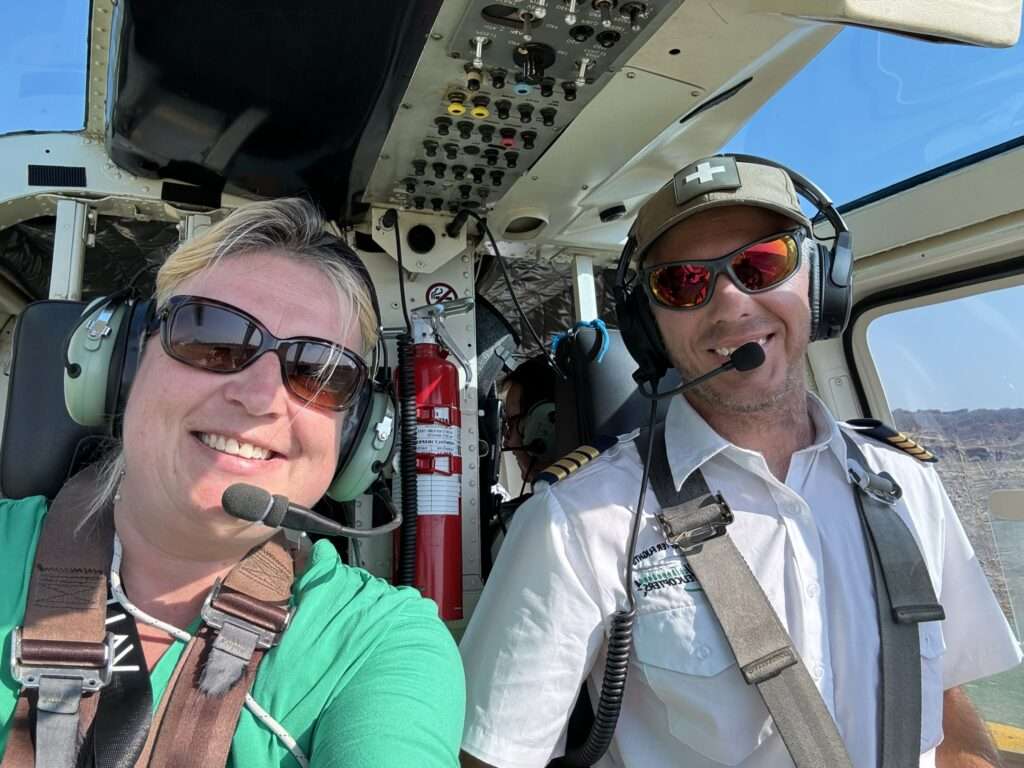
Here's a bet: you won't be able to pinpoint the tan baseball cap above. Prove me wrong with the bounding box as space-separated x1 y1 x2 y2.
628 156 812 264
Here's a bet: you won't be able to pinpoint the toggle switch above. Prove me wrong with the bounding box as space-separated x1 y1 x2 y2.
593 0 615 27
620 1 646 31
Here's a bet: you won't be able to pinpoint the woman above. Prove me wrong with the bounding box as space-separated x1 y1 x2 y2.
0 198 465 767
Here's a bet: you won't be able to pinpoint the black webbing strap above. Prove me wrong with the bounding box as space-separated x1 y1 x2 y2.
842 433 944 768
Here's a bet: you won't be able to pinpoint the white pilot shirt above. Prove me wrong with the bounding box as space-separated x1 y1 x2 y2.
460 393 1023 768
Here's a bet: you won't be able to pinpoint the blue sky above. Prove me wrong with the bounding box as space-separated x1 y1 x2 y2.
4 2 1024 411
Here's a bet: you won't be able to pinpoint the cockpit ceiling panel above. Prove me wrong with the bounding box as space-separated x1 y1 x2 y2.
106 0 443 218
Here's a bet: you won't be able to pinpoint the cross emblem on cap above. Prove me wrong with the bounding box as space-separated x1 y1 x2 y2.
685 161 727 185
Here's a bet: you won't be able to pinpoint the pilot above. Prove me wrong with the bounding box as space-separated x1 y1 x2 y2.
459 156 1022 767
501 355 559 489
0 199 464 767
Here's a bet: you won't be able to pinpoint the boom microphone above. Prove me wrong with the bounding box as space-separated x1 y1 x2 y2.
222 483 402 538
639 340 766 400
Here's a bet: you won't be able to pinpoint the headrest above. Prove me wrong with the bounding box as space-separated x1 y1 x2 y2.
552 326 679 456
1 300 109 500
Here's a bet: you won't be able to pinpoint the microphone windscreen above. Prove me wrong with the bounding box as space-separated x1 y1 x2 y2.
731 342 765 372
222 483 273 523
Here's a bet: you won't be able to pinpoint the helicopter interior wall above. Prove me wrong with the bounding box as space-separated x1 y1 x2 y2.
106 0 443 218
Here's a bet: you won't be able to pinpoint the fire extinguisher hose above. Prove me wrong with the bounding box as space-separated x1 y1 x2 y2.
396 332 418 586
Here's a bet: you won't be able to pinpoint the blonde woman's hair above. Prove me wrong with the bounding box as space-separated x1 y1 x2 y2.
85 198 378 521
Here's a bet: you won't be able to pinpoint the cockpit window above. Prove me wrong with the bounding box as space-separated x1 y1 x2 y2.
721 21 1024 208
0 0 90 136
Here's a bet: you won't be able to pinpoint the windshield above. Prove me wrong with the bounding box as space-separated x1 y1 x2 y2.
0 0 90 136
722 20 1024 208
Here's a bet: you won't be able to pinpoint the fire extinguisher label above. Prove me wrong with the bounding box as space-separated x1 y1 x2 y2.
417 475 461 515
417 424 461 455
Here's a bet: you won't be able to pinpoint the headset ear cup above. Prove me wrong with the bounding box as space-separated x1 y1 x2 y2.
616 287 671 384
327 386 396 502
64 297 130 428
110 299 156 437
807 243 825 342
521 401 556 458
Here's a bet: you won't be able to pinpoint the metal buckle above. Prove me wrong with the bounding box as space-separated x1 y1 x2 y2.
10 629 115 692
662 494 734 550
200 580 292 650
847 460 902 505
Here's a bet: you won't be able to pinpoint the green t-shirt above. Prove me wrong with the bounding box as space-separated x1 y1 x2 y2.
0 497 465 767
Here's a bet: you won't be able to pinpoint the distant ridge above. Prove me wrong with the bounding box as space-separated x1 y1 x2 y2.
893 408 1024 460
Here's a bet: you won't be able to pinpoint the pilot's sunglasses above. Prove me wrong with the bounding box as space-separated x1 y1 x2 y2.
150 295 368 411
642 229 805 310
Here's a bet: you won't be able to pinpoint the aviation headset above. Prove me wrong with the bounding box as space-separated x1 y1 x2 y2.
520 400 556 458
62 249 396 503
614 153 854 386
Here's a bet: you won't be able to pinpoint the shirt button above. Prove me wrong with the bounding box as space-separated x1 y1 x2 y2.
806 581 820 599
696 644 712 660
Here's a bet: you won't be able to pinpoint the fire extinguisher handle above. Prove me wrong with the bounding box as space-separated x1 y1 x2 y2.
431 316 473 385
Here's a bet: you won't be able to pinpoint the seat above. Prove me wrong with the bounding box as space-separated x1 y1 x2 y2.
0 300 109 500
552 325 679 455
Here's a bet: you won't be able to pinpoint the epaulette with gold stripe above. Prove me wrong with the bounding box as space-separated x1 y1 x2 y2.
536 435 618 485
844 418 937 462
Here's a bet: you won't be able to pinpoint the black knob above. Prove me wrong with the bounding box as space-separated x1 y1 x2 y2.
471 167 486 184
478 187 490 200
459 185 472 200
597 30 621 48
423 140 439 157
490 170 505 186
404 178 417 193
444 143 459 160
491 68 507 90
448 201 461 214
434 116 452 135
433 162 446 179
413 196 425 210
521 130 537 150
466 68 482 91
518 104 534 124
569 25 594 42
540 107 557 127
496 100 512 120
463 145 481 156
513 42 556 85
540 78 555 98
505 152 519 169
457 121 474 139
413 160 427 176
453 165 467 180
431 197 444 212
561 82 577 101
483 149 500 166
479 124 495 143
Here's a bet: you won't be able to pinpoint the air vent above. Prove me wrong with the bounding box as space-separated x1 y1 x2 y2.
27 165 87 187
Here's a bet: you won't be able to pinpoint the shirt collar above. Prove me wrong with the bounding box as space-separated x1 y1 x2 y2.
663 391 848 490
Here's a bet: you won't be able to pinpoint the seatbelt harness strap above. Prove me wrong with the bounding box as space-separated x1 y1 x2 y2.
3 468 297 768
842 433 944 768
645 424 853 768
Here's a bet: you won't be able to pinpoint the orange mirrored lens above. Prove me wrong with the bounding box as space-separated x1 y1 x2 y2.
649 263 712 308
732 235 798 291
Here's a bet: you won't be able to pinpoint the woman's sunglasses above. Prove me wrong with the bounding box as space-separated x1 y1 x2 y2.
642 229 805 310
149 295 368 411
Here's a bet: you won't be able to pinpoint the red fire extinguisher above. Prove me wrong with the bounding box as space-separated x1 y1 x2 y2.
400 299 473 620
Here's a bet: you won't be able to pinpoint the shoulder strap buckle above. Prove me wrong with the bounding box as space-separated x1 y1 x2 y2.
10 627 115 692
847 459 903 505
658 493 734 551
200 579 293 651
